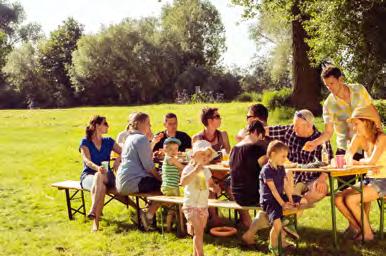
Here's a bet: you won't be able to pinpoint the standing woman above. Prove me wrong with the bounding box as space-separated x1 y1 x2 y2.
192 107 231 154
335 105 386 241
116 112 162 231
80 115 122 232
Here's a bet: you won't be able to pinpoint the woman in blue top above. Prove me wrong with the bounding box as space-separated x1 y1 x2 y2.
116 112 163 231
79 115 121 232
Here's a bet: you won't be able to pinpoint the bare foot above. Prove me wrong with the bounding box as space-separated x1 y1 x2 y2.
354 232 374 241
92 219 99 232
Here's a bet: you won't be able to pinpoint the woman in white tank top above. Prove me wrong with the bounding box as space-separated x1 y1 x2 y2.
335 105 385 241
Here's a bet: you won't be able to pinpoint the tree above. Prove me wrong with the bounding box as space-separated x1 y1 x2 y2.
0 0 25 108
303 0 386 98
233 0 325 114
161 0 226 69
3 43 52 108
39 17 83 107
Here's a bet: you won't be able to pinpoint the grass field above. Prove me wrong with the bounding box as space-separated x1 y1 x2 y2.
0 103 385 256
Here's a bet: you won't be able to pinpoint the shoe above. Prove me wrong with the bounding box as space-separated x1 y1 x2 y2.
283 225 300 240
140 211 150 231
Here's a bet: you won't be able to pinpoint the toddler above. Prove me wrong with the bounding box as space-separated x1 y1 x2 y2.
161 137 185 231
180 140 220 256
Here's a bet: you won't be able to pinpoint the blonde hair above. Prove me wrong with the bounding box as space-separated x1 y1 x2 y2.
127 112 149 131
267 140 289 158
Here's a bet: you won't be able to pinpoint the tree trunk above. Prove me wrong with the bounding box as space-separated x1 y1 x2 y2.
291 3 322 115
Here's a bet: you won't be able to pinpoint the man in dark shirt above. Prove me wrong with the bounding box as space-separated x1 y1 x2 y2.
153 113 192 152
267 109 334 203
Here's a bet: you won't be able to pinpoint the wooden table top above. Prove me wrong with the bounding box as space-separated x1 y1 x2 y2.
287 165 382 177
206 164 230 172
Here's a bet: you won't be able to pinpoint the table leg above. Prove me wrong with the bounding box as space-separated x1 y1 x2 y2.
359 174 364 243
328 174 338 248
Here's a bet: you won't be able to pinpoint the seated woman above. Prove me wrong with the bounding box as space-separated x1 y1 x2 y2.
116 112 162 231
79 115 122 232
192 107 231 154
192 107 231 226
335 105 386 241
230 120 268 242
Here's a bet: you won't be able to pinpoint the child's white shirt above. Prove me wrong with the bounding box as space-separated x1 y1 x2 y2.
182 164 212 208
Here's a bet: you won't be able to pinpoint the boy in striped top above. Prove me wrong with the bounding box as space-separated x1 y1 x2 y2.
161 137 185 231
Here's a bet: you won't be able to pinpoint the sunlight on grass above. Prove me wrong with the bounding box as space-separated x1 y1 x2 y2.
0 103 384 255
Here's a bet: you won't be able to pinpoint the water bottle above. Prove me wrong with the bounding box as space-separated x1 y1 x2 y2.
322 143 329 165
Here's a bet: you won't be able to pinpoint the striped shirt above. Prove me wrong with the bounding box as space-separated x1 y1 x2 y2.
161 156 180 189
323 83 372 150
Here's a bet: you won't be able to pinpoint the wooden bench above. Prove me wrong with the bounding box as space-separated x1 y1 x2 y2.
147 195 303 237
52 180 160 229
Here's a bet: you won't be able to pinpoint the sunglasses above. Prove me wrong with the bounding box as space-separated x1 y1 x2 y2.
212 114 221 119
295 111 308 123
246 115 255 120
102 121 109 127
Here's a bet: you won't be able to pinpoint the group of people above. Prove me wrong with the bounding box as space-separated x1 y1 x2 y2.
78 65 385 255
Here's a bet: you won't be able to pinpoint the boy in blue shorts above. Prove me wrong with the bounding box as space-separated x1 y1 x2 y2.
259 140 307 255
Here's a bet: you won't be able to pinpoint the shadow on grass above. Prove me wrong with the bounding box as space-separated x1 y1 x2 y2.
103 218 139 234
200 225 384 256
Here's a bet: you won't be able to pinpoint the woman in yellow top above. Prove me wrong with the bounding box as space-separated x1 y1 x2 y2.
335 105 385 241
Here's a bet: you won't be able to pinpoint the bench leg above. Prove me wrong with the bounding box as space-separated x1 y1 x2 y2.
65 189 73 220
135 196 141 230
81 190 86 222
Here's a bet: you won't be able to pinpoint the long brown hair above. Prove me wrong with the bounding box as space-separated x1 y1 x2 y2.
86 115 106 140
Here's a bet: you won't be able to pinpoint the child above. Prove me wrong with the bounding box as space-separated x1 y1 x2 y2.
161 137 185 231
180 140 220 256
259 140 306 255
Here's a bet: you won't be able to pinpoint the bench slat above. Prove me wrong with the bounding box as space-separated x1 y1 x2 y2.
52 180 83 190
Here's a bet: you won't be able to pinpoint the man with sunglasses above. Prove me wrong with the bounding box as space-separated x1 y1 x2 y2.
267 109 334 203
236 104 269 143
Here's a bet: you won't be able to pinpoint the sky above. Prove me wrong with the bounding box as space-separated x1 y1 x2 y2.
16 0 258 68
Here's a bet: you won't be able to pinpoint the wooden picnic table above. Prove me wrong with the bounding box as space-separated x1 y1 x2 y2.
289 164 381 248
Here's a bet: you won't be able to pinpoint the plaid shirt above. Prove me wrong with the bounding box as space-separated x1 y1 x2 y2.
268 125 334 183
323 83 372 150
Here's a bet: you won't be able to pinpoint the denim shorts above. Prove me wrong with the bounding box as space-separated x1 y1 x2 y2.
80 171 116 190
366 178 386 196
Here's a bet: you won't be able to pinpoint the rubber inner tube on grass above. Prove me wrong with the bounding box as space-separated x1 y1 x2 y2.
210 226 237 237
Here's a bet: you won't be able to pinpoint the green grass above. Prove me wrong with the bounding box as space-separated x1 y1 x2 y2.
0 103 384 256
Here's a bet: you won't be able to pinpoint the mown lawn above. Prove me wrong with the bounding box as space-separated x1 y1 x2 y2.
0 103 384 256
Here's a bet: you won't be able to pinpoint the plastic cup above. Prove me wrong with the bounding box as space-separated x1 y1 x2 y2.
101 161 109 170
335 155 345 168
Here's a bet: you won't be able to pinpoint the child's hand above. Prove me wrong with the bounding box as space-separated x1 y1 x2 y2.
211 183 221 195
168 157 178 166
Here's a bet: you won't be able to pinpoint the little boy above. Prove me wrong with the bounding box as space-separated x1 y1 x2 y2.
161 137 185 231
259 140 307 255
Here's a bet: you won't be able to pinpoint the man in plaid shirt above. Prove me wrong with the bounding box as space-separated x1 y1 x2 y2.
268 109 333 203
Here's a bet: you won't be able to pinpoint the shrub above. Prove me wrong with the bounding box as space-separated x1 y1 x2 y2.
235 92 262 102
270 106 296 121
374 100 386 125
262 88 292 110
